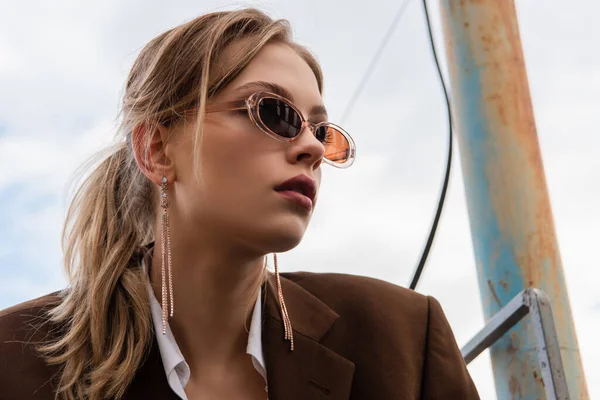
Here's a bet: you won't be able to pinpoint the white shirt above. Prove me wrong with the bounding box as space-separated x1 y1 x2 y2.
143 259 268 399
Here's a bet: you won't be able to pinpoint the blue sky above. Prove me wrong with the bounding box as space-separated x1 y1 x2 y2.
1 0 599 398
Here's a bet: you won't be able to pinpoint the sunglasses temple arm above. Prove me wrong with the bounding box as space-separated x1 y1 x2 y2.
205 99 247 113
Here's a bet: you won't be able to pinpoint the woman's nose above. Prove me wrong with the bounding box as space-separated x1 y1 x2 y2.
290 122 325 166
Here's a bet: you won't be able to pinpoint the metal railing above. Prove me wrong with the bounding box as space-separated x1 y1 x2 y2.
461 288 570 400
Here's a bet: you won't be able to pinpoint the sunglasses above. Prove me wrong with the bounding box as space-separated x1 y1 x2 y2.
205 91 356 168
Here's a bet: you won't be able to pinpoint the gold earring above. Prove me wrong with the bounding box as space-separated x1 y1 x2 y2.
273 253 294 351
160 175 174 334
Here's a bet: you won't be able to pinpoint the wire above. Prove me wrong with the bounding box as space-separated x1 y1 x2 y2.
337 0 452 290
340 0 412 126
409 0 454 290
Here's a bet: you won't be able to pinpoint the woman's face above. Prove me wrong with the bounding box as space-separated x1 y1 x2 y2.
168 42 326 255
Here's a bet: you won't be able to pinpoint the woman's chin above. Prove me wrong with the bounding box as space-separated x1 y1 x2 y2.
255 226 307 254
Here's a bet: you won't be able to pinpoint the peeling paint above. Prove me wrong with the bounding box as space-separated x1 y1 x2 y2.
488 279 502 308
499 279 508 292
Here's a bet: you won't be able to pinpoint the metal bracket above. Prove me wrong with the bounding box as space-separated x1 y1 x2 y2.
461 288 570 400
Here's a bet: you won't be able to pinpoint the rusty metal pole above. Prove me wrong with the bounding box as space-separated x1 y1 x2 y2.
438 1 588 398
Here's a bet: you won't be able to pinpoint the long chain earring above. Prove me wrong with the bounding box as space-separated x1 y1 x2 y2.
160 175 174 335
273 253 294 351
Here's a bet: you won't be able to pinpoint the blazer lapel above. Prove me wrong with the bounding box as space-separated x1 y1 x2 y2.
262 273 355 400
124 339 180 400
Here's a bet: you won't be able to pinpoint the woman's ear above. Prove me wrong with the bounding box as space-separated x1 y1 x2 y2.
131 123 177 186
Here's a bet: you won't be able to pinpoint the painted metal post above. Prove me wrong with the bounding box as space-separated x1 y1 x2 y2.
438 1 589 398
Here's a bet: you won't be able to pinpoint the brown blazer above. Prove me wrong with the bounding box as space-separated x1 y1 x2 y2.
0 271 479 399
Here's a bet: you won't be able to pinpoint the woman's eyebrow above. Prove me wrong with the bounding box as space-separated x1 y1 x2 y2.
308 104 328 119
233 81 295 101
233 80 328 118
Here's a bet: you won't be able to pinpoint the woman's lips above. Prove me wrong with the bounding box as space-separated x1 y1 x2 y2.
276 190 313 211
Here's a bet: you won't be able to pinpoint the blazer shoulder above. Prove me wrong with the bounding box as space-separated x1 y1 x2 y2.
0 292 62 318
0 291 63 351
0 292 64 399
283 271 430 321
0 292 62 337
283 271 427 301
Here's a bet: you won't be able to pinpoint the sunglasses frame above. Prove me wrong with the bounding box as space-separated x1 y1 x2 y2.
205 91 356 168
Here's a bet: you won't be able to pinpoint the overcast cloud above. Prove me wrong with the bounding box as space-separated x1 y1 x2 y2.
1 0 598 398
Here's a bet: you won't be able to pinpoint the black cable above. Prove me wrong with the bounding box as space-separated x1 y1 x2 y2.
340 0 412 125
409 0 454 290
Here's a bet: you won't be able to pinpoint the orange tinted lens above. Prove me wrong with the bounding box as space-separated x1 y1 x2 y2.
316 126 350 164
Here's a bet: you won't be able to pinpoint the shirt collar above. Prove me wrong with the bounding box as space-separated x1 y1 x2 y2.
247 284 267 380
146 281 190 397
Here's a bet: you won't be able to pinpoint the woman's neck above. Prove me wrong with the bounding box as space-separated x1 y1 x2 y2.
148 237 267 372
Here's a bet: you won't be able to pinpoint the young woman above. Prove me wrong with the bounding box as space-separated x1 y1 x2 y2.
0 8 479 400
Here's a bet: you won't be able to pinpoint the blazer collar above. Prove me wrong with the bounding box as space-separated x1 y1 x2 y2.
261 272 355 400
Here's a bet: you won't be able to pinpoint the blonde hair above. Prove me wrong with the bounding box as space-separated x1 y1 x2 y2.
38 8 323 400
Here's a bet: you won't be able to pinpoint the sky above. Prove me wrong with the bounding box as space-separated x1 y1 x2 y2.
1 0 598 398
